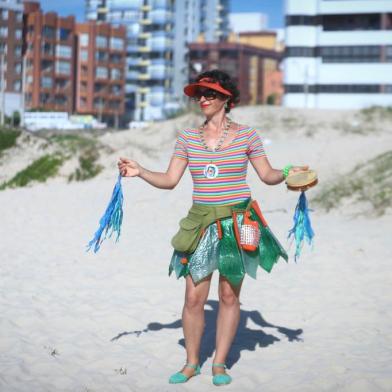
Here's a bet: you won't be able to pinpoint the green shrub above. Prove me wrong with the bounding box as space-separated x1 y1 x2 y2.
0 154 64 190
68 148 103 182
0 127 21 153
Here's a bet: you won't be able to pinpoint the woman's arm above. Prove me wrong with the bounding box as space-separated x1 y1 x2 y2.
250 156 308 185
118 156 188 190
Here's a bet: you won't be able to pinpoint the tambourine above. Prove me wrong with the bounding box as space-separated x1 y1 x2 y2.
285 170 318 192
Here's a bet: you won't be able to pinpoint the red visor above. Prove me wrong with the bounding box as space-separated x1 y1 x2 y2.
184 78 233 98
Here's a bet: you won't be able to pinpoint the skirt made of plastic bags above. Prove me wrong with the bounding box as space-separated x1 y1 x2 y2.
169 202 288 287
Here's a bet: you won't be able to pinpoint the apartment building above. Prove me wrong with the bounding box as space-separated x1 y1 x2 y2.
189 42 282 105
75 22 126 126
0 0 24 117
86 0 230 122
24 6 76 113
284 0 392 109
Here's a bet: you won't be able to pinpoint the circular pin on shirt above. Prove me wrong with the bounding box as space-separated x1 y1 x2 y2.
203 163 219 179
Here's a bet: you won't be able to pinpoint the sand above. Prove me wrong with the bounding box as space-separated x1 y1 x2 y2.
0 106 391 392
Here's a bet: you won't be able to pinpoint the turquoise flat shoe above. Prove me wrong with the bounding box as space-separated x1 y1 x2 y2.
169 363 201 384
212 363 232 386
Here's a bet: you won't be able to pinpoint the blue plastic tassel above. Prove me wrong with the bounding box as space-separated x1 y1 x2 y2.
288 191 314 261
87 174 124 253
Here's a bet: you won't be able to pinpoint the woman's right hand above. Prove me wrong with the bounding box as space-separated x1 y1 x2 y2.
117 157 142 177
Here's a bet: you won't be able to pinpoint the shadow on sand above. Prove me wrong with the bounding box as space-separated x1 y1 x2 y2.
111 299 303 368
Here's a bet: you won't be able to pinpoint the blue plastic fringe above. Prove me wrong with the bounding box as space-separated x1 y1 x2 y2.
87 174 124 253
288 191 314 261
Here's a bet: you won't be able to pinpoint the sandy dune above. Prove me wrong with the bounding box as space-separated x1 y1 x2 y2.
1 106 391 391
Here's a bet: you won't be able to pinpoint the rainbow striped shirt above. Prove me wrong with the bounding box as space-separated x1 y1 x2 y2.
173 127 266 205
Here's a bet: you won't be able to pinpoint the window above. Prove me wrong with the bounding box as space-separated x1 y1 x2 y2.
80 49 88 61
15 11 23 22
96 35 107 48
0 27 8 38
15 63 22 74
1 10 8 20
323 14 381 31
0 42 6 54
14 45 22 57
285 47 315 57
321 45 381 63
111 68 122 80
55 79 69 90
111 84 122 95
15 29 22 40
56 45 72 58
285 15 320 26
109 100 120 109
42 42 54 55
94 97 105 109
58 28 71 41
386 46 392 62
80 34 89 46
80 97 87 107
110 37 124 50
55 95 67 105
13 80 21 92
40 93 51 104
95 51 108 62
41 77 53 88
42 26 55 39
284 84 382 94
96 66 108 78
110 53 122 64
55 60 71 75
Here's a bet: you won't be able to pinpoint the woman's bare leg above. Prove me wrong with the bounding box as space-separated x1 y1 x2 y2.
212 275 243 375
178 274 212 377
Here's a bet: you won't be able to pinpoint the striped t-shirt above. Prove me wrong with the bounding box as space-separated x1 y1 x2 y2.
173 127 266 205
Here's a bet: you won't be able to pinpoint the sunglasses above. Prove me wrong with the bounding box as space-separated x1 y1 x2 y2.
193 88 222 101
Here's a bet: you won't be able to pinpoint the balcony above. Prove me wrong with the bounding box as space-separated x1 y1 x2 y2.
138 46 152 53
138 32 151 39
141 5 151 11
140 18 152 25
150 10 173 24
138 73 150 80
138 59 150 66
150 38 172 51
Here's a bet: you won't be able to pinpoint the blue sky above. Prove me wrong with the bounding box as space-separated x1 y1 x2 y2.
39 0 284 28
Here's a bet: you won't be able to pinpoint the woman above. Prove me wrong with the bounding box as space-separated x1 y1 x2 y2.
118 69 307 386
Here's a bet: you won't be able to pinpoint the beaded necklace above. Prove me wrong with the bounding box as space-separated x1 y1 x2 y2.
199 117 232 179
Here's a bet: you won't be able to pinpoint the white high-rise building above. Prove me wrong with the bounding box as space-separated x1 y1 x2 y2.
284 0 392 109
85 0 230 122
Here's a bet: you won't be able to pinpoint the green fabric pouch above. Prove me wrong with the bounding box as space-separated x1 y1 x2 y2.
171 207 208 253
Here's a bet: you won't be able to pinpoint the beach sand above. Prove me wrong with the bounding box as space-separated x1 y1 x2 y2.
1 106 391 391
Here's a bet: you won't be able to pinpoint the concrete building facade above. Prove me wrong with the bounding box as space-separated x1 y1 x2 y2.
284 0 392 109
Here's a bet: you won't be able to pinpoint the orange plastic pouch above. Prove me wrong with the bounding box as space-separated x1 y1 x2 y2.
239 211 261 252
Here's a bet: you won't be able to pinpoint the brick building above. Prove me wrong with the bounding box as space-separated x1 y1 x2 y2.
23 2 126 125
0 0 24 117
75 22 126 126
189 42 282 105
24 6 76 113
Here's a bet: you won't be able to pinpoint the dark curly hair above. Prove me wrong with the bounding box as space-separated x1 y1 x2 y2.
196 69 240 113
